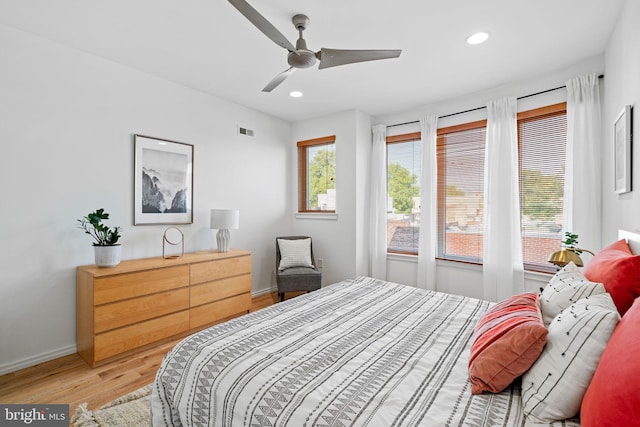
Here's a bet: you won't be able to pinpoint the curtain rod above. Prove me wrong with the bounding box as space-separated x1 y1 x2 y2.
387 74 604 128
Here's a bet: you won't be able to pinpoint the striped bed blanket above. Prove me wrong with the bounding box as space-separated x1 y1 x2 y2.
151 276 580 426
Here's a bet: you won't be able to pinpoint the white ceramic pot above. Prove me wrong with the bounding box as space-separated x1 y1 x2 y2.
94 245 122 267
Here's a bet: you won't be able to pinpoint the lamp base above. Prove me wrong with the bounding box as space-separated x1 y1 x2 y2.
216 228 231 252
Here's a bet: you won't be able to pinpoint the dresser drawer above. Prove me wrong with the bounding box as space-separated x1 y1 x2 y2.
94 310 189 362
190 293 251 330
190 274 251 308
94 288 189 333
94 265 189 305
190 256 251 285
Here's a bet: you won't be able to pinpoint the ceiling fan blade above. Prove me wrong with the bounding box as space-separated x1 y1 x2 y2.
228 0 296 52
317 48 402 70
262 67 296 92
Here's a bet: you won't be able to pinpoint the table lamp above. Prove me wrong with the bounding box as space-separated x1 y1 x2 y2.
210 209 239 253
548 247 595 268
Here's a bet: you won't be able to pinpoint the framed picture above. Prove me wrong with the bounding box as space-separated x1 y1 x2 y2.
134 134 193 225
614 105 632 194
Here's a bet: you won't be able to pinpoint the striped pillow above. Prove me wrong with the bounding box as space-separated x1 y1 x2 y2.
278 238 314 271
468 292 548 394
540 262 605 325
522 293 620 422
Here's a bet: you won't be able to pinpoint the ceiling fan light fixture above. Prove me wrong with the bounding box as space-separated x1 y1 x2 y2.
289 91 303 98
466 32 489 45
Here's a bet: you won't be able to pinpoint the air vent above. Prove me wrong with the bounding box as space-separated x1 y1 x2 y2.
238 126 254 137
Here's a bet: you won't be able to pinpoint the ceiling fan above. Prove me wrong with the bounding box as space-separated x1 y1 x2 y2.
228 0 402 92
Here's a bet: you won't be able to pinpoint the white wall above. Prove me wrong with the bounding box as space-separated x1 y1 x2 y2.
602 0 640 244
374 56 606 298
290 110 371 286
0 25 291 374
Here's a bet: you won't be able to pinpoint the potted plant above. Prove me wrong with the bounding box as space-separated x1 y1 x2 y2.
562 232 582 255
77 208 122 267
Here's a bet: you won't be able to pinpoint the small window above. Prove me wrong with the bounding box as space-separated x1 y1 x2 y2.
298 136 336 213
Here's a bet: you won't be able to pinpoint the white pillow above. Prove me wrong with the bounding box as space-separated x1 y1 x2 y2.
521 293 620 423
278 238 314 271
539 262 605 325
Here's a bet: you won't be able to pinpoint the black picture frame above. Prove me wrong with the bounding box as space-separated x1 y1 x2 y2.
134 134 194 225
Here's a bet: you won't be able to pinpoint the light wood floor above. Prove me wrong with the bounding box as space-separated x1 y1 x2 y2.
0 292 293 413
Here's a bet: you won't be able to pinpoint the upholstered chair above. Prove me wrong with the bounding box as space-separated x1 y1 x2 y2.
276 236 322 301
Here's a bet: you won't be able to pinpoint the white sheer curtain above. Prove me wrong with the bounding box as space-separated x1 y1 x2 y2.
483 97 524 302
417 114 438 290
564 74 602 253
369 124 388 280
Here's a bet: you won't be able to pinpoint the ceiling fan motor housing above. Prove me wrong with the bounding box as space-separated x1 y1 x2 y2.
288 15 316 69
288 50 317 68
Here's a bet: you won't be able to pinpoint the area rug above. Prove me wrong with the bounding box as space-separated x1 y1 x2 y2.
71 384 152 427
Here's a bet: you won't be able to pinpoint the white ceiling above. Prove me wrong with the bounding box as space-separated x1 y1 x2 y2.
0 0 625 122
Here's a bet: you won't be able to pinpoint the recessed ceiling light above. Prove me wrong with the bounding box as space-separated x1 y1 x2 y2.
289 91 303 98
466 32 489 45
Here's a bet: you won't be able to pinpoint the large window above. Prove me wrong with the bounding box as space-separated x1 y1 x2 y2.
436 104 567 271
436 121 487 262
298 135 336 213
386 103 567 272
386 132 422 254
518 103 567 271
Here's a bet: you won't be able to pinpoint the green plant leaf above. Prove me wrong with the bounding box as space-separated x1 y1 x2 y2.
77 209 121 246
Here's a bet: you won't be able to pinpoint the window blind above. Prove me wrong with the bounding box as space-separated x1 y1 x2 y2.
437 123 486 262
519 108 567 270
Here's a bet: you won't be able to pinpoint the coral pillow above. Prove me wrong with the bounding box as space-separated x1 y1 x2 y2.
583 238 640 315
581 297 640 426
468 292 548 394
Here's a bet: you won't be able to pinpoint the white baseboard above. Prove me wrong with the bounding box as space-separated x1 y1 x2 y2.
252 285 277 297
0 344 77 376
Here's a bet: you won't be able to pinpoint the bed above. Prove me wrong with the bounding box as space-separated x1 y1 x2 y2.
151 230 640 427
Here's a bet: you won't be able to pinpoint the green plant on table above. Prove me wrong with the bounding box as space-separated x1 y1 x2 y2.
562 231 582 255
77 208 121 246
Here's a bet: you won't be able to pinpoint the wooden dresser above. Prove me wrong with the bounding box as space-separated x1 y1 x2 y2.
76 249 251 367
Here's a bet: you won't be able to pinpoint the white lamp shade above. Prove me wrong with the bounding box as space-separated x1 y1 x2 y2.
210 209 239 230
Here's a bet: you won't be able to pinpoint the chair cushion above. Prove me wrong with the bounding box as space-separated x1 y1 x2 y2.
278 238 314 270
276 266 321 293
277 266 321 278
